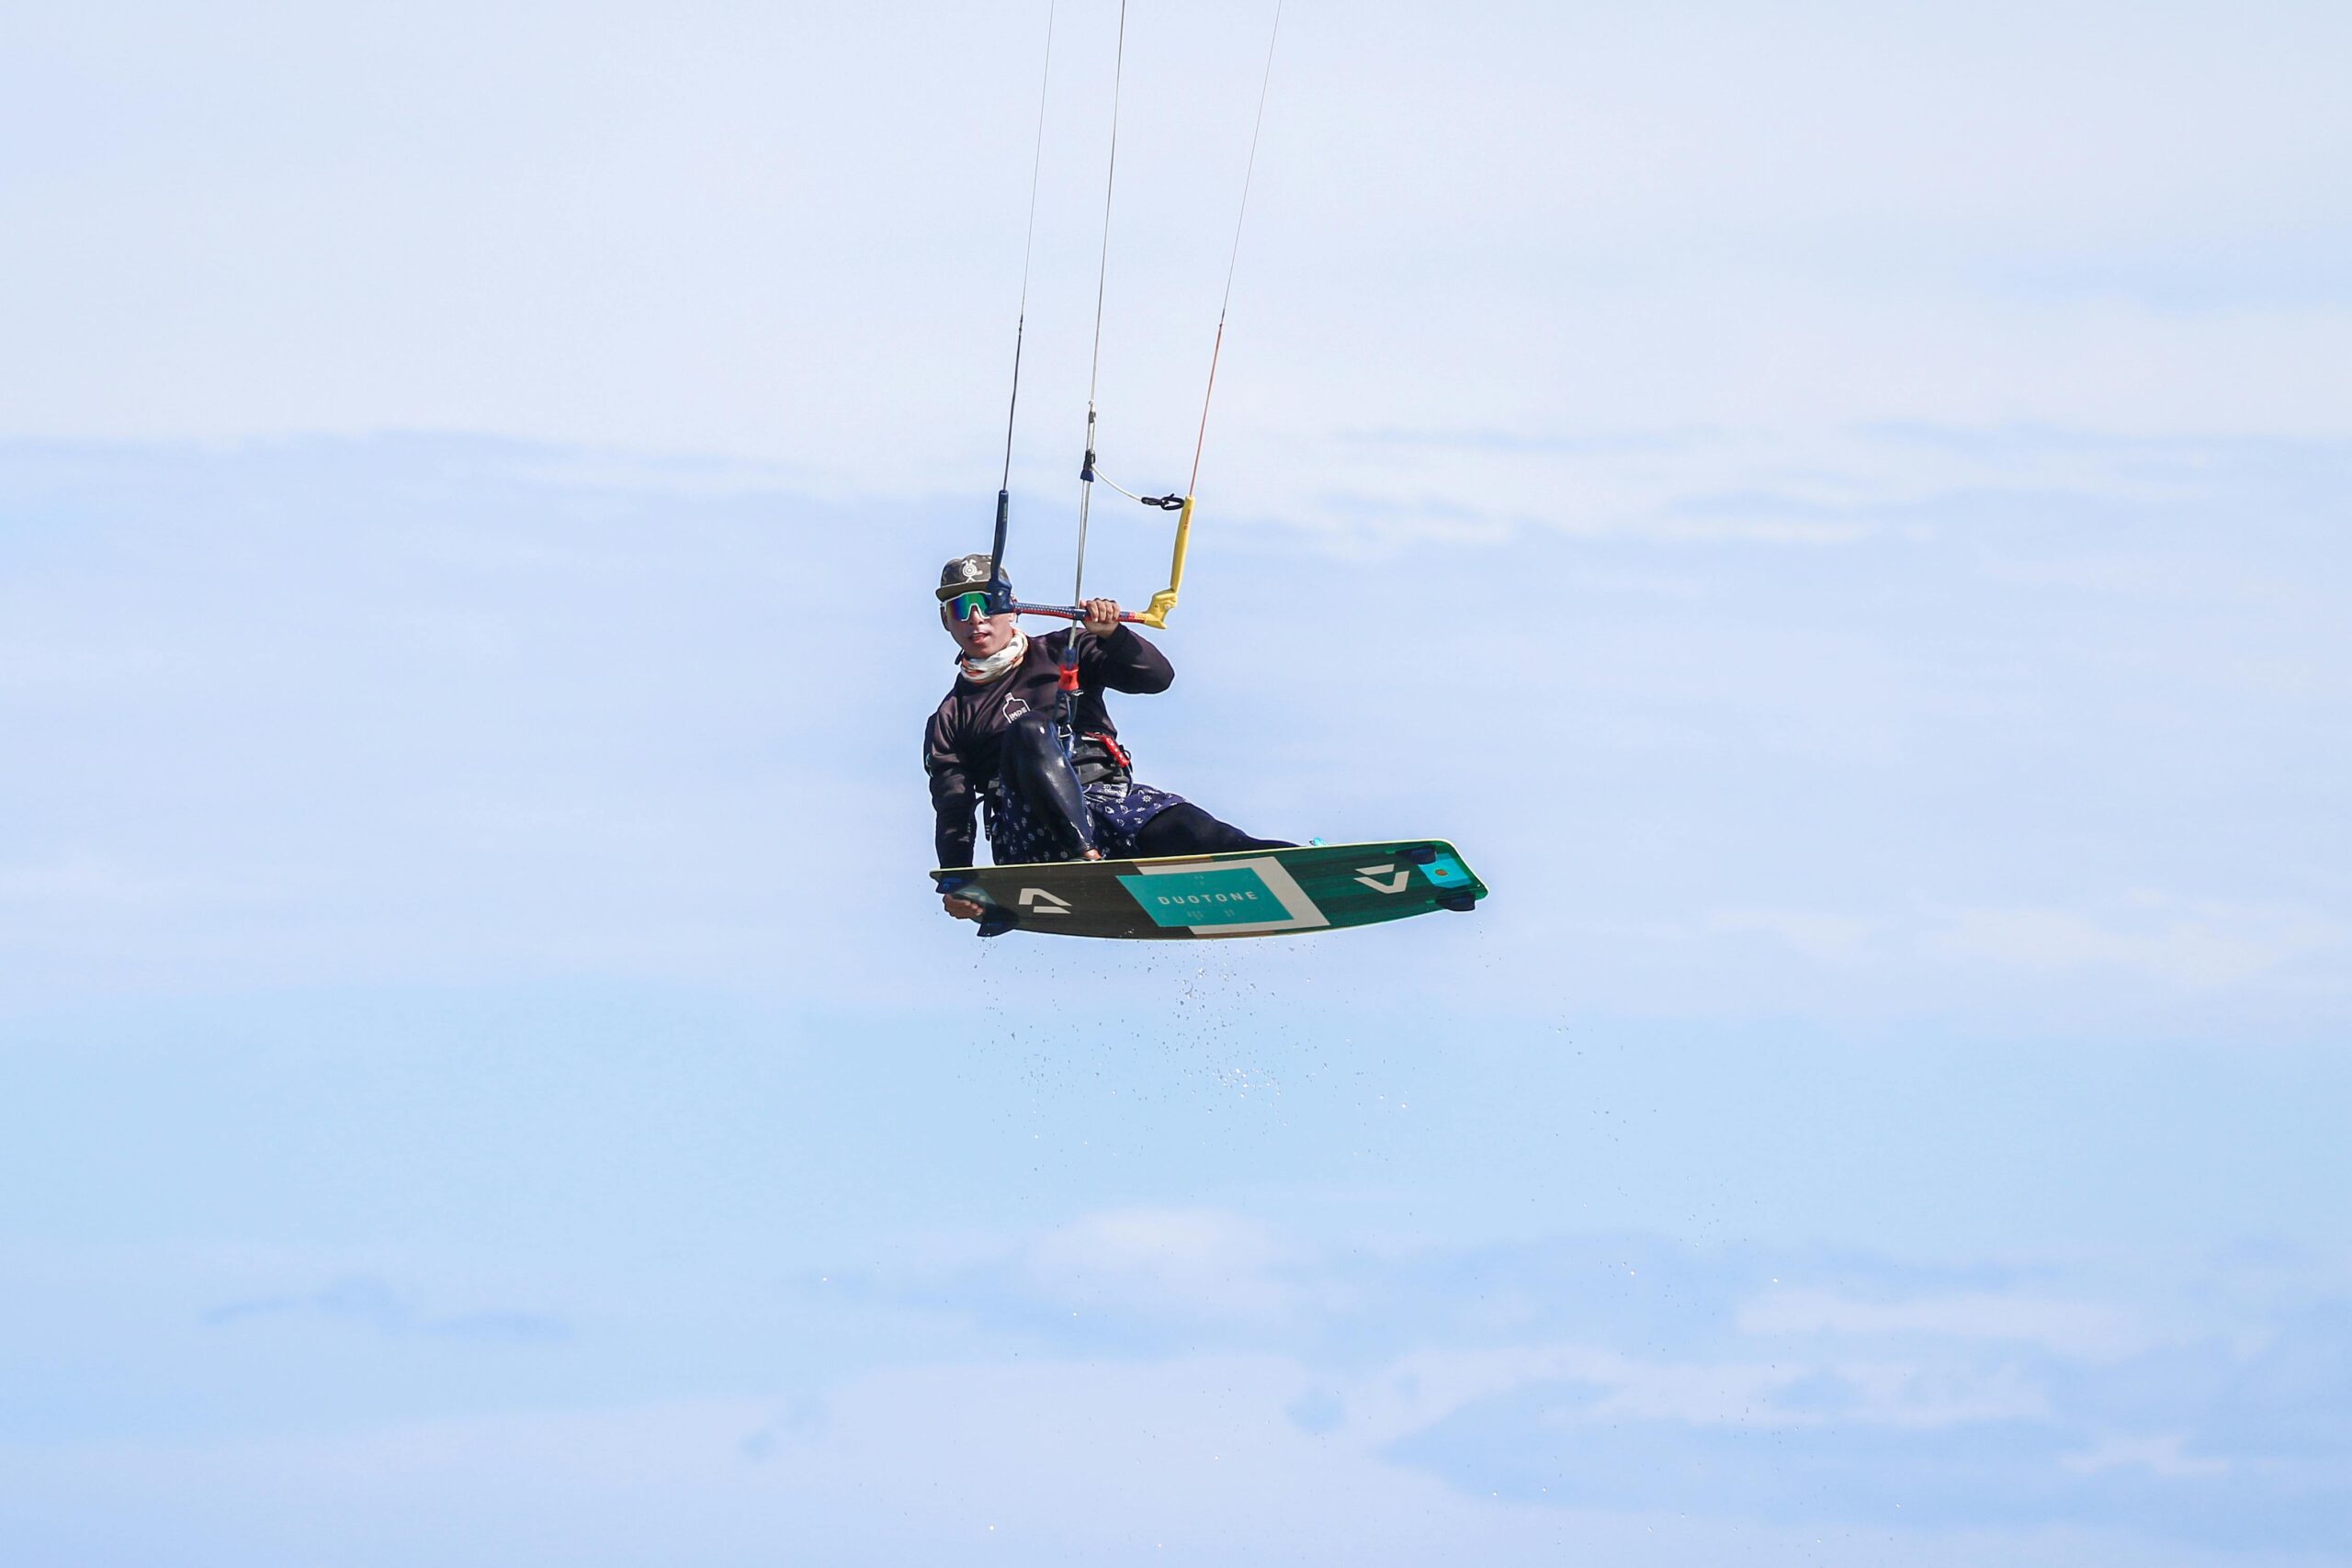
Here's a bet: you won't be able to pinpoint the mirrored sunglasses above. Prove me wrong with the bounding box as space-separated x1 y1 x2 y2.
944 590 994 621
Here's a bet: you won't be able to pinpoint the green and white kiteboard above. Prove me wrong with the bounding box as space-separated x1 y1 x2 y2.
933 840 1487 941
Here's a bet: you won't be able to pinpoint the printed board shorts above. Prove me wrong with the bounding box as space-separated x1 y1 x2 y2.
983 777 1186 865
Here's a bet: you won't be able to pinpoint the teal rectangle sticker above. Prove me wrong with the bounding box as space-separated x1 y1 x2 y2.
1118 866 1283 929
1419 851 1470 888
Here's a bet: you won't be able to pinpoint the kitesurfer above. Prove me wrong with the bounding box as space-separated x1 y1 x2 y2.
925 553 1289 921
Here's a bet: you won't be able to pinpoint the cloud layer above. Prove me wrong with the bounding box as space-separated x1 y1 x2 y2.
3 432 2343 1035
8 1213 2347 1565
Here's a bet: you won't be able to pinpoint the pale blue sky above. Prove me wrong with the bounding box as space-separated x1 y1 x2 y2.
4 4 2349 1564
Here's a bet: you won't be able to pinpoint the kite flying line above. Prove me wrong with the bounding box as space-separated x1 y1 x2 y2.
984 0 1284 635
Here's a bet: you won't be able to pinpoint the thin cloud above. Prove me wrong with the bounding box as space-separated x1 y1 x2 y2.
1736 1288 2154 1361
201 1275 568 1344
1926 900 2348 989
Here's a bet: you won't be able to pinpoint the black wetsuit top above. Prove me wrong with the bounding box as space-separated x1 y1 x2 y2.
924 626 1174 868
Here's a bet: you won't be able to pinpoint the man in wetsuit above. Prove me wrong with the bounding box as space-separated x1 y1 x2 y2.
924 553 1288 923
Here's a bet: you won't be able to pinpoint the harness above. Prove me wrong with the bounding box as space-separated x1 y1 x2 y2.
1070 731 1133 787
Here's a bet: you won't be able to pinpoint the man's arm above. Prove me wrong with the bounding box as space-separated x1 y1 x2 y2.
1077 602 1174 694
924 708 978 869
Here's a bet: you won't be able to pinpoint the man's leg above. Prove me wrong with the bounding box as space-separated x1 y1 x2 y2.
1133 802 1292 858
999 712 1099 859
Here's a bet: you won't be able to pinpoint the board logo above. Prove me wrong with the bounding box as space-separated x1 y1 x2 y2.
1353 864 1409 894
1118 864 1285 929
1148 888 1263 908
1018 887 1070 913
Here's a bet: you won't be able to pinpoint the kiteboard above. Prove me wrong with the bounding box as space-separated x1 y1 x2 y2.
933 840 1486 941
